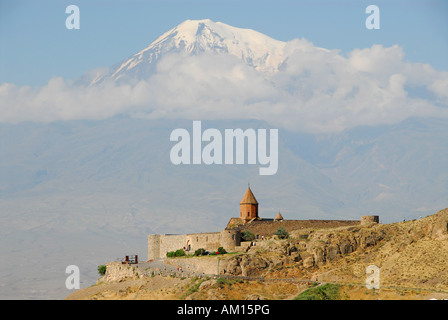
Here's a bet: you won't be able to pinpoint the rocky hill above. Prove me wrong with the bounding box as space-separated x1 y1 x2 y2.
65 208 448 300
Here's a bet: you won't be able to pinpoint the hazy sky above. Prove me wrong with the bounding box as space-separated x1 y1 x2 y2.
1 0 447 86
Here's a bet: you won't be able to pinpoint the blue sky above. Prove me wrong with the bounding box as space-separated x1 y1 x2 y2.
1 0 447 86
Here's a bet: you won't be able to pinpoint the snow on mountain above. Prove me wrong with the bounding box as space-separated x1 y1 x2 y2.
90 19 287 85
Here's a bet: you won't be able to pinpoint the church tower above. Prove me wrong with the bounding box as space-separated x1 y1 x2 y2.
240 187 259 222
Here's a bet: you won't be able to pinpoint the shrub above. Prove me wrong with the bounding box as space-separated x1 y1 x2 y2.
166 249 186 257
217 247 227 254
294 283 341 300
216 278 234 288
242 230 255 241
97 265 107 276
274 227 289 239
194 248 206 256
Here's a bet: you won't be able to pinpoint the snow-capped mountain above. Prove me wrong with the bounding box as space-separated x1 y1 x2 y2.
90 19 287 85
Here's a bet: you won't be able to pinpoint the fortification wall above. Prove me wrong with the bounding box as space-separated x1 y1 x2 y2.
149 218 367 260
99 262 141 283
148 230 240 260
164 257 221 275
160 234 186 257
148 234 185 260
221 229 241 249
185 232 220 253
237 219 360 239
361 215 380 224
147 234 161 261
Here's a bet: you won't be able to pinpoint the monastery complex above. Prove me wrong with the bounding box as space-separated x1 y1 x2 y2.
148 187 379 260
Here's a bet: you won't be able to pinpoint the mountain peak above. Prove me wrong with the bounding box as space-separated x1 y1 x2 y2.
89 19 286 85
176 18 215 30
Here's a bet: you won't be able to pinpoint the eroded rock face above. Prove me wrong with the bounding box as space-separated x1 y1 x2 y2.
224 224 393 275
301 253 315 268
358 229 386 248
220 254 270 276
99 262 140 283
223 257 242 275
240 255 269 276
326 244 339 262
210 209 448 278
428 210 448 240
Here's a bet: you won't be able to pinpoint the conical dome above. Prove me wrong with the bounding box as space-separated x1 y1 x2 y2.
240 187 258 205
274 212 284 221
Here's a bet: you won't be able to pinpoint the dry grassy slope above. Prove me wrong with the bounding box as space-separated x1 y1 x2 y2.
218 208 448 285
66 208 448 300
364 209 447 290
313 208 448 292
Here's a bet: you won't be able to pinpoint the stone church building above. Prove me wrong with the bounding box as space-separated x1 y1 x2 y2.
147 187 377 260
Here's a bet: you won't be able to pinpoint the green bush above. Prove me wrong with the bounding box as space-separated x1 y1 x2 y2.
274 227 289 239
216 277 234 288
194 248 206 256
294 283 341 300
217 247 227 254
166 249 186 257
242 230 255 241
97 265 107 276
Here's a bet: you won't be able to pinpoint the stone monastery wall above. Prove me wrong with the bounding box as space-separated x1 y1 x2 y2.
148 229 241 260
148 217 378 260
239 219 361 239
146 185 379 261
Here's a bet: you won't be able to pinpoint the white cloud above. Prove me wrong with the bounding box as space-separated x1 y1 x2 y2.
1 40 447 133
428 72 448 101
348 44 404 74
